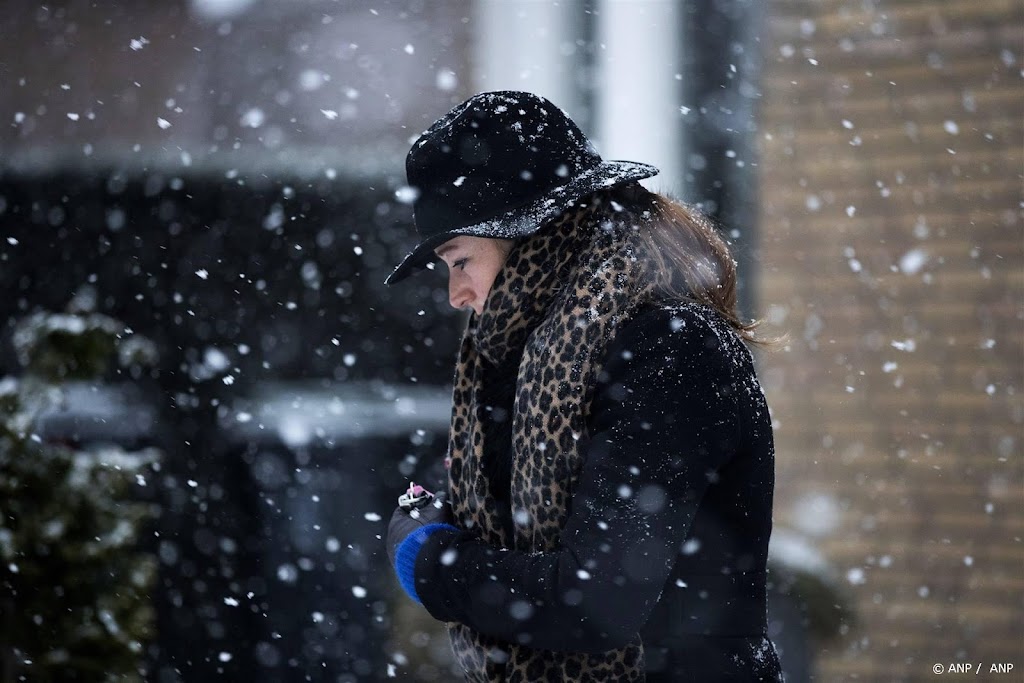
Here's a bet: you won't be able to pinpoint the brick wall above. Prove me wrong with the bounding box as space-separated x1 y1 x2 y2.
758 0 1023 679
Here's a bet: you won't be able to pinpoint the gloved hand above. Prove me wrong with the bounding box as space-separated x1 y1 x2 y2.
386 488 455 569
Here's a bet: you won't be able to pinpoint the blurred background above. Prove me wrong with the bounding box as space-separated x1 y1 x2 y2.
0 0 1020 681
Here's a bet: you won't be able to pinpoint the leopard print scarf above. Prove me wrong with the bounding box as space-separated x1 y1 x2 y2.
444 194 667 682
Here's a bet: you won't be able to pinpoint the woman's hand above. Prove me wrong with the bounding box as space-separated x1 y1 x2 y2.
386 491 454 569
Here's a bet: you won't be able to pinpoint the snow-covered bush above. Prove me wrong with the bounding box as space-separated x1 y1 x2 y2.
0 300 161 682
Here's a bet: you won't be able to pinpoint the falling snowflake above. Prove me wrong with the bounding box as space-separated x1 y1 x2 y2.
899 249 928 274
846 567 866 585
436 69 458 91
394 185 419 204
240 108 265 128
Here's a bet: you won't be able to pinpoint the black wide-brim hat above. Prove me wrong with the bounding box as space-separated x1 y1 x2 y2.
385 91 658 285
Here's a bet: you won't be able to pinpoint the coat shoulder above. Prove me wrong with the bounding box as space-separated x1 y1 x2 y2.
609 301 753 369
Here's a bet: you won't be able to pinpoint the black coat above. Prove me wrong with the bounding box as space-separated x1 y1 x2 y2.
413 304 785 682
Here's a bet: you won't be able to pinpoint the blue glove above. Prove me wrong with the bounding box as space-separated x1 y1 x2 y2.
386 486 457 602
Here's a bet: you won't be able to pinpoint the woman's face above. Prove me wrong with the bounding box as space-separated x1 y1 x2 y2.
434 236 513 315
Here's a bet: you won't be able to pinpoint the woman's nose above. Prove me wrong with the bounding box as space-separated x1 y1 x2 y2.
449 277 471 310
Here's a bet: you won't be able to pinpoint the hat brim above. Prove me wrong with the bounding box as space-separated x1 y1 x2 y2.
384 159 658 285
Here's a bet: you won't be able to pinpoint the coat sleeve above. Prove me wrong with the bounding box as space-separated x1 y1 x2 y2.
411 307 743 654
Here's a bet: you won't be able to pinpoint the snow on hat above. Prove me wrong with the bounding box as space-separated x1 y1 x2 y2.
385 91 658 285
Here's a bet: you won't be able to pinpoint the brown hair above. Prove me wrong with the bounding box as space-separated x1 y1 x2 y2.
609 183 767 345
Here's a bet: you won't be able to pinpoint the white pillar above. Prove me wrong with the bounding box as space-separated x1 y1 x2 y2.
470 0 583 124
594 0 684 197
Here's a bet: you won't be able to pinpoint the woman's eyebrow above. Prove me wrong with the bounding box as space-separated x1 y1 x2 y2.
435 243 460 258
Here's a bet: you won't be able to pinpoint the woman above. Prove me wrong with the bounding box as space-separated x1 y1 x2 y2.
384 91 784 682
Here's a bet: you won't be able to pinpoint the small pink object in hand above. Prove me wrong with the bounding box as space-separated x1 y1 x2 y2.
398 482 434 511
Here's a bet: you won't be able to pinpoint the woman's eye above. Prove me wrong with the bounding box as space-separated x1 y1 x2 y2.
453 258 468 270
